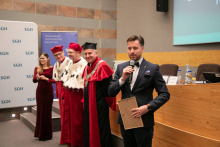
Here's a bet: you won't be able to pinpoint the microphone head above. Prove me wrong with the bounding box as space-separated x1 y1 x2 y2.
130 60 135 66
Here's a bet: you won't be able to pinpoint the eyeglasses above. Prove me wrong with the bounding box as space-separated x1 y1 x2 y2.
39 58 46 60
54 52 63 57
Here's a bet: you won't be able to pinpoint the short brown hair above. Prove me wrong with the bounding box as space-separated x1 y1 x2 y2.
127 35 144 47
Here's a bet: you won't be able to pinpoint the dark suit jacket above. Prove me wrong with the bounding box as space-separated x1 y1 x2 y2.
108 58 170 127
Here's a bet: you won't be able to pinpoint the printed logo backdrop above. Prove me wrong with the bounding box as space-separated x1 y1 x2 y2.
41 31 78 99
0 20 38 109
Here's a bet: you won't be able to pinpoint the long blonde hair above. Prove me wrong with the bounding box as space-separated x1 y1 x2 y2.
37 53 52 74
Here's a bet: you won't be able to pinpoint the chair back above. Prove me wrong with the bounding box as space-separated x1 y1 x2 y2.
196 64 220 81
159 64 179 76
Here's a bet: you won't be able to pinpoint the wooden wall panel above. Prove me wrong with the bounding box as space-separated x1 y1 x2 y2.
109 106 122 138
153 83 220 141
153 122 220 147
116 50 220 67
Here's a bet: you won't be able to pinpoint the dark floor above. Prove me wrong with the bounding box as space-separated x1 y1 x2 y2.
0 101 124 147
0 119 64 147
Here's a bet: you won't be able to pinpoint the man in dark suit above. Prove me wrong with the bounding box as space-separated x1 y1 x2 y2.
108 35 170 147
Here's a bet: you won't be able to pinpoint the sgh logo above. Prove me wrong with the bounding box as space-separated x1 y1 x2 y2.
24 28 33 31
14 87 23 91
1 100 10 104
0 52 9 55
26 75 33 78
13 63 22 67
28 98 35 101
1 76 10 80
12 39 21 43
25 51 34 55
0 27 7 31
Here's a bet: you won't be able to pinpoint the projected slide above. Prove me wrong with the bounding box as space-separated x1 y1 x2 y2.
173 0 220 45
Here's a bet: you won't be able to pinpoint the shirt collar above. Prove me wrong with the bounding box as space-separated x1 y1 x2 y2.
137 57 143 66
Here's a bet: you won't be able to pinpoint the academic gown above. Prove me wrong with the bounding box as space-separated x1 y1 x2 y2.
82 57 117 147
56 81 64 117
52 57 71 144
60 88 84 146
60 58 87 146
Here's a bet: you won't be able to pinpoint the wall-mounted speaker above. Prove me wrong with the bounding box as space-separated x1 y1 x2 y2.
157 0 168 12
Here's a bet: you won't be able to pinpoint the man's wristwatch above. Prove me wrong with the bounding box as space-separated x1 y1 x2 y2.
147 104 152 111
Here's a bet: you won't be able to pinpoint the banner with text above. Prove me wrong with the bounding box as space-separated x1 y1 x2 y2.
0 20 38 109
41 31 78 99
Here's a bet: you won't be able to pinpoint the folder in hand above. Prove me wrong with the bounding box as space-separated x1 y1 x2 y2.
118 96 143 130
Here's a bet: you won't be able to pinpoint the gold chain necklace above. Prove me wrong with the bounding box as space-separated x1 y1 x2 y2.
85 60 103 87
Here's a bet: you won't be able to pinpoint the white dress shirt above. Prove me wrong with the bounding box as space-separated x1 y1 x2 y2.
119 57 143 90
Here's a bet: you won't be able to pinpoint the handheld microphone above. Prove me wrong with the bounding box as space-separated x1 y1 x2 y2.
129 60 135 84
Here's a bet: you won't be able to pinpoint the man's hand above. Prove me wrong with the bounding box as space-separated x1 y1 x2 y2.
121 66 135 81
131 105 149 118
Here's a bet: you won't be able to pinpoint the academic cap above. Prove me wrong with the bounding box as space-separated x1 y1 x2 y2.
82 42 97 50
50 45 63 54
68 42 83 53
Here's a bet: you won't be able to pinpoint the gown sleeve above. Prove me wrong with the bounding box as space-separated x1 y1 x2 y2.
33 67 38 83
48 79 56 83
48 67 56 83
102 76 117 111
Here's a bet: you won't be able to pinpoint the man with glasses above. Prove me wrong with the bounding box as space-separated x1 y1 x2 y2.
61 43 87 147
50 45 70 144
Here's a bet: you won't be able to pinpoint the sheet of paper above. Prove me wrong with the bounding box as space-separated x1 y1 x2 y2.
163 75 169 84
168 76 178 85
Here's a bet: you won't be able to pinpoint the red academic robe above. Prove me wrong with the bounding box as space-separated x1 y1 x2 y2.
60 88 84 146
56 81 65 144
82 57 116 147
56 81 65 115
60 58 85 146
54 57 67 144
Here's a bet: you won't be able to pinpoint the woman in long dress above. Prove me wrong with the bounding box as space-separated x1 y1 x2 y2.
32 53 55 141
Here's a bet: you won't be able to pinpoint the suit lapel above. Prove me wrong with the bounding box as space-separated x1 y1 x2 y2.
132 59 148 92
